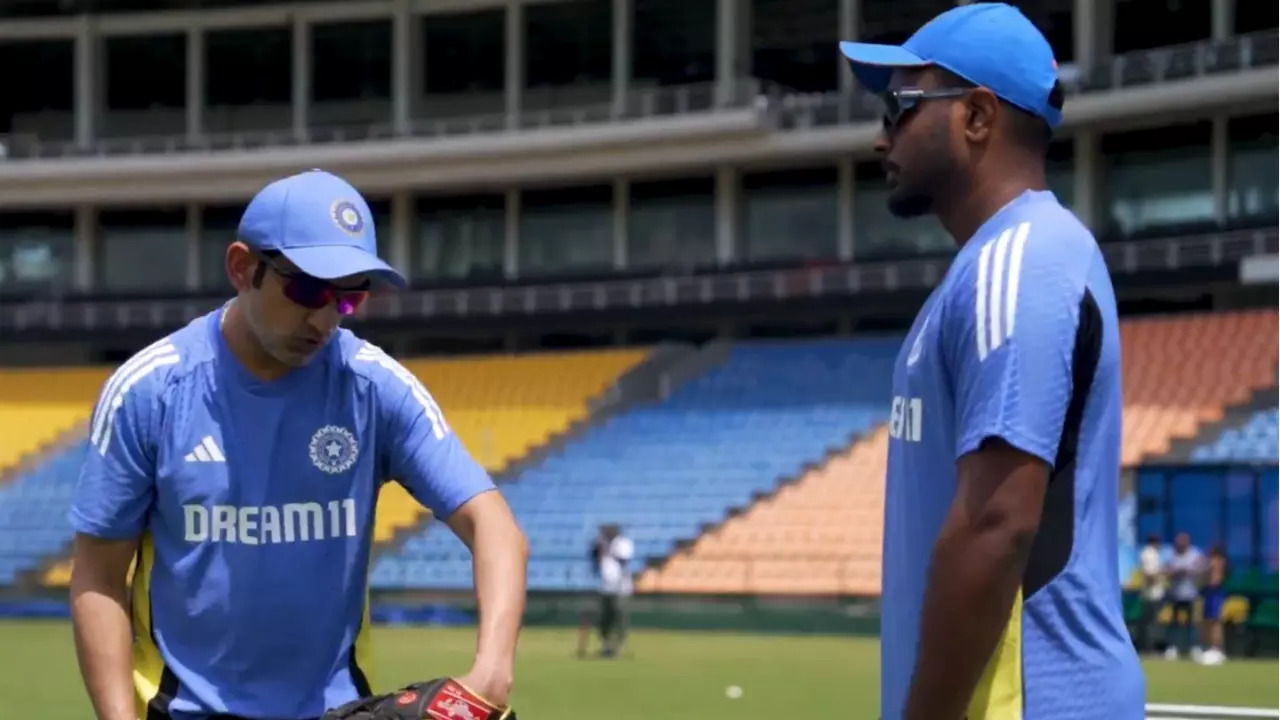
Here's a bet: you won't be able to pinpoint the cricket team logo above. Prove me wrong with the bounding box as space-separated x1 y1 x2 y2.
309 424 358 474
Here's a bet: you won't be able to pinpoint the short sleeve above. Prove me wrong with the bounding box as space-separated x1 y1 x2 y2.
69 358 170 539
945 222 1083 465
367 351 495 519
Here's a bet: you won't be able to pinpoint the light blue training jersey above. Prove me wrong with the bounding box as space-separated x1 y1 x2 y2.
881 190 1145 719
69 304 495 720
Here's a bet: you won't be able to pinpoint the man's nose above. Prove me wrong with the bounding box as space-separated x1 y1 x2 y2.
307 303 342 334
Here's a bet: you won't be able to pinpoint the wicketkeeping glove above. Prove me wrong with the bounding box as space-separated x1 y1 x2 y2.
320 678 517 720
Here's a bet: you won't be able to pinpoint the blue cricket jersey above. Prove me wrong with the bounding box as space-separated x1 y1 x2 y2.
881 190 1145 719
70 304 496 720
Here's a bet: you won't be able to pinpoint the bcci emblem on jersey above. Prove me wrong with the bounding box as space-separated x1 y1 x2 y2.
309 425 359 474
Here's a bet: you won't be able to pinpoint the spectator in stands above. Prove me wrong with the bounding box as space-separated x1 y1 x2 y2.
1197 544 1229 665
1138 533 1168 653
1163 531 1205 660
590 523 635 658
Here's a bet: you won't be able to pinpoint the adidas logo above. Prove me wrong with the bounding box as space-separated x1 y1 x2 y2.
184 436 226 463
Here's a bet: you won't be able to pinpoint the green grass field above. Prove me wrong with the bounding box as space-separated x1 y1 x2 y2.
4 619 1275 718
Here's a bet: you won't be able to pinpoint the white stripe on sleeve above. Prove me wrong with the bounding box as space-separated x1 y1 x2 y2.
974 222 1031 362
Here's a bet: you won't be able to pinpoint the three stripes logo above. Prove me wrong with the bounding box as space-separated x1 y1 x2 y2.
184 436 226 463
974 222 1031 362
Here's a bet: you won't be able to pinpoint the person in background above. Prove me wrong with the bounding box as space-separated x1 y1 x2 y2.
1138 533 1167 653
591 523 635 658
1197 544 1229 665
1163 531 1205 660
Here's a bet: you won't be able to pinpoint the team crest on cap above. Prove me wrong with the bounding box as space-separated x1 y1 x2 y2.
330 200 364 236
309 425 358 474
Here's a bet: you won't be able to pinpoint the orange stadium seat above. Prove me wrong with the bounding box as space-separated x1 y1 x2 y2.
1120 308 1278 466
637 426 888 596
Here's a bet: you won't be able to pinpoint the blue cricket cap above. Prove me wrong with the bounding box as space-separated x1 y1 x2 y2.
839 2 1063 129
238 169 406 288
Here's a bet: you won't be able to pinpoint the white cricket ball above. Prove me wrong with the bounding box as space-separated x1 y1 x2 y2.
725 685 743 700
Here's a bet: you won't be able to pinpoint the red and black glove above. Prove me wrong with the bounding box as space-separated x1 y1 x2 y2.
321 678 516 720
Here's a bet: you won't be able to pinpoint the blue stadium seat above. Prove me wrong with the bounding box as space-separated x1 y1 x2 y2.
0 442 86 585
1190 408 1279 464
373 337 901 592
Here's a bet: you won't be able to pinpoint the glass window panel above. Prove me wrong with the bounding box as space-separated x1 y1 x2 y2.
200 204 240 293
633 0 715 86
98 209 189 293
1227 114 1279 223
519 186 614 277
0 212 75 296
0 40 74 141
742 169 838 263
415 195 506 282
629 178 716 271
852 163 950 260
1103 123 1214 237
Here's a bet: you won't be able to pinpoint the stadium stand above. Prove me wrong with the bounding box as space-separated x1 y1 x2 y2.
1119 308 1278 466
30 347 649 585
1191 408 1280 463
371 348 648 543
636 426 888 596
0 368 110 476
371 337 900 592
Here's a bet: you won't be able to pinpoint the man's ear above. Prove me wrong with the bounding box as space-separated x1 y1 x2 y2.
963 88 1000 145
226 241 258 292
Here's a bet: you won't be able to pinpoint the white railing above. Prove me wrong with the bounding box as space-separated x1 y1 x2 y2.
1147 704 1280 720
0 227 1272 333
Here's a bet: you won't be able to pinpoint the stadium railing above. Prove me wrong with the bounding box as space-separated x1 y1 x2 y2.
2 227 1272 333
1147 704 1280 720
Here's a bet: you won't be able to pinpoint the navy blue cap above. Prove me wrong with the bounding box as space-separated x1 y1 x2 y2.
839 2 1062 129
238 169 406 288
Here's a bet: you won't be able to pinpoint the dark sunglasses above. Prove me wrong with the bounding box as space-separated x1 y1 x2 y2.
880 87 970 131
255 253 371 316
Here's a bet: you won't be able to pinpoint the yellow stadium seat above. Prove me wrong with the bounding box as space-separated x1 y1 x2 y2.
0 367 112 474
372 348 648 543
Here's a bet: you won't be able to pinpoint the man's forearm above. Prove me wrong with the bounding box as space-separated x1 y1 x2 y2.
903 516 1034 720
470 517 529 673
71 585 137 720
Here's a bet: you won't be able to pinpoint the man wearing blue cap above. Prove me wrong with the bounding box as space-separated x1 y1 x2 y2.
67 169 529 720
841 4 1144 719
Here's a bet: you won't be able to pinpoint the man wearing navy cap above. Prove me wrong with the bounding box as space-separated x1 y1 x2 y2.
67 169 529 720
841 4 1144 719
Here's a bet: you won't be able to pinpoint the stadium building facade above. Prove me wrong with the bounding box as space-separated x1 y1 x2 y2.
0 0 1275 666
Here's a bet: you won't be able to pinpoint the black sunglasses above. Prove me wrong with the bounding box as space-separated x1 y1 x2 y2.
254 252 372 316
880 87 970 131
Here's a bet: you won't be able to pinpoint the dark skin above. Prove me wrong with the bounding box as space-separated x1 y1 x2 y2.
877 67 1054 720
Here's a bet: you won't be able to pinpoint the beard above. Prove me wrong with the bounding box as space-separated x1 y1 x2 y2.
886 187 935 219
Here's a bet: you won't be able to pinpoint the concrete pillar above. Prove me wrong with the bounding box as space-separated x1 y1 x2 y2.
612 0 632 113
391 191 413 275
292 17 310 140
392 0 421 135
186 25 204 141
715 0 749 106
1211 0 1234 40
74 18 98 147
837 0 858 95
715 166 738 264
1073 130 1100 231
504 189 520 278
1211 117 1229 223
186 202 202 290
505 0 523 128
613 178 629 269
838 158 854 261
74 205 96 293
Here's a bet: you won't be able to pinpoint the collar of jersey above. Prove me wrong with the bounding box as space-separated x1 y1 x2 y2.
210 304 324 396
959 188 1057 258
